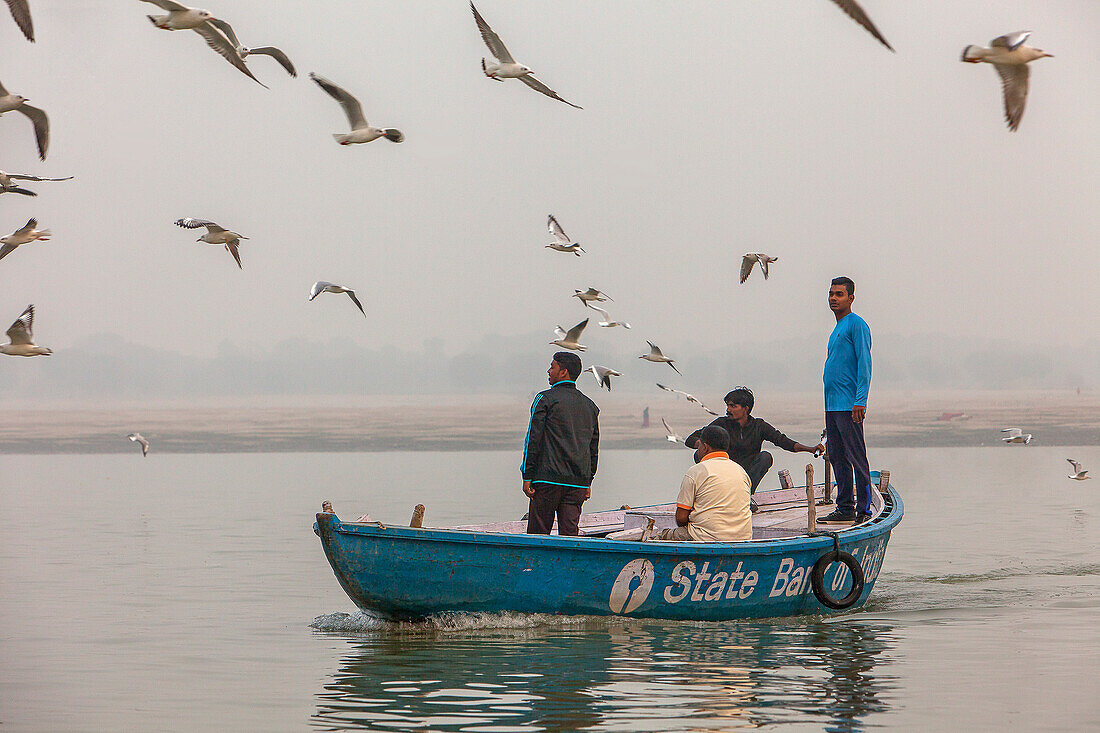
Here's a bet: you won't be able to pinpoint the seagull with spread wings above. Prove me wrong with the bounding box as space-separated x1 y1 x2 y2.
310 281 366 317
207 17 295 77
1000 427 1032 445
962 31 1053 131
5 0 33 41
656 383 720 416
550 319 588 351
573 288 611 306
140 1 267 87
1 304 50 356
639 341 682 375
546 215 584 256
0 78 49 160
740 253 778 284
1066 459 1090 481
828 1 893 52
141 0 211 30
128 433 151 457
662 418 684 444
309 73 404 145
0 170 71 197
587 305 631 329
175 218 248 269
0 218 50 261
585 365 621 392
470 3 582 109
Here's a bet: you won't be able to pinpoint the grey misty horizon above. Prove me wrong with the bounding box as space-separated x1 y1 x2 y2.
3 329 1096 401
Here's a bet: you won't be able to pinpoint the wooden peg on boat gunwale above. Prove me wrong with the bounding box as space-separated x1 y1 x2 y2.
410 504 425 528
878 470 890 493
805 464 816 534
822 454 834 506
321 500 333 514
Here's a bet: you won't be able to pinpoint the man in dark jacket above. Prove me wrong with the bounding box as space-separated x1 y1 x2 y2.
521 352 600 535
686 387 822 509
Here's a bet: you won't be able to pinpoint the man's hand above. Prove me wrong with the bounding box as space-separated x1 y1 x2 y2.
522 480 535 498
853 405 866 424
812 443 825 458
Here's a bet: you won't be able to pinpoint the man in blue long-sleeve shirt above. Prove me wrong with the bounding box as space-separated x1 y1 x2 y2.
819 276 874 524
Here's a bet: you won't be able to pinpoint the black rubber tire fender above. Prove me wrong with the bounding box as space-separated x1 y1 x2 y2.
810 550 865 610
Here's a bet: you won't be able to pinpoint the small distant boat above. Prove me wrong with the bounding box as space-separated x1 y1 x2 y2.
315 472 903 621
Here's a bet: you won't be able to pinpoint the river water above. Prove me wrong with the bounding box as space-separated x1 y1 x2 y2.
1 446 1097 731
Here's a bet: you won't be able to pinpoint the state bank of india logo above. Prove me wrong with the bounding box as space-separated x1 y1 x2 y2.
608 559 655 614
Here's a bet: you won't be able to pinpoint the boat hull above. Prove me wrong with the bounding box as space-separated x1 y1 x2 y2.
315 487 903 621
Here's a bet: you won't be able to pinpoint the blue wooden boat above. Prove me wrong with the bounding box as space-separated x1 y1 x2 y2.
314 472 902 621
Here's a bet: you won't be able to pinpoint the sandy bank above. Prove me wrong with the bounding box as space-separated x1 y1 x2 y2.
0 390 1096 453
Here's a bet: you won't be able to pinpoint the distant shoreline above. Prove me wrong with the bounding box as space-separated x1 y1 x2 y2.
0 391 1096 453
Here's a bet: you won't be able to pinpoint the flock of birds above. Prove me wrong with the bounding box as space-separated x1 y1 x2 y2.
0 2 1085 480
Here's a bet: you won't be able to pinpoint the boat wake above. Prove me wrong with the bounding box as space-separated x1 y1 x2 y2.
311 610 592 634
885 561 1100 586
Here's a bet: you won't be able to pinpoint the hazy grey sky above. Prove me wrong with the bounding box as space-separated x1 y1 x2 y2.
2 1 1097 389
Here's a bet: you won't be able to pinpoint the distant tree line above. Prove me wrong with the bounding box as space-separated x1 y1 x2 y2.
2 331 1096 401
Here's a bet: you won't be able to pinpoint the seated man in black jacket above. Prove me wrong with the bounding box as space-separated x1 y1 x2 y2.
521 352 601 536
685 387 822 511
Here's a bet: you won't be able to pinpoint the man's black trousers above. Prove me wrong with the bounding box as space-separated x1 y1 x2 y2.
526 483 587 536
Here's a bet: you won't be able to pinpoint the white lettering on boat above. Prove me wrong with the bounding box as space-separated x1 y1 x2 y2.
663 561 694 603
770 558 813 597
690 562 712 601
613 540 888 611
663 560 762 604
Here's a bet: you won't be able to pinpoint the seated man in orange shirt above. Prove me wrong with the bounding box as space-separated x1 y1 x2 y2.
658 425 753 542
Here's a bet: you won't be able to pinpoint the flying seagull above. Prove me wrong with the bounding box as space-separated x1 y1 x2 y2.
740 253 778 284
141 0 211 30
662 418 684 444
1 304 50 356
639 341 682 375
587 304 631 329
828 0 893 52
310 281 366 316
141 2 267 87
309 73 404 145
1000 427 1032 445
208 17 296 77
470 2 582 109
546 215 584 256
175 218 248 269
573 288 612 306
585 365 621 392
5 0 32 41
0 217 51 261
656 383 719 415
0 170 71 197
128 433 150 457
0 78 49 160
550 319 588 351
962 31 1053 131
1064 457 1091 479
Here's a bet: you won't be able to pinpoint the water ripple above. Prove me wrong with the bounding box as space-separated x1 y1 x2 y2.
310 618 901 731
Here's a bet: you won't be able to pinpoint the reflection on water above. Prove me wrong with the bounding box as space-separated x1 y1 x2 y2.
311 615 898 732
